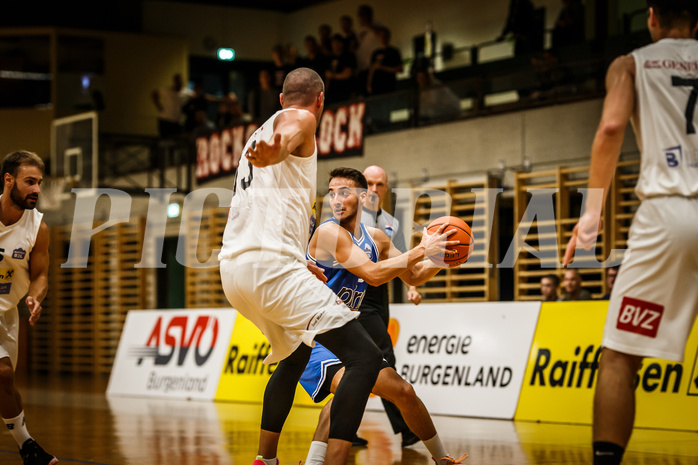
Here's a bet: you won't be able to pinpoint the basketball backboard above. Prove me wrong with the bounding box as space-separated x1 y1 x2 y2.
51 111 98 189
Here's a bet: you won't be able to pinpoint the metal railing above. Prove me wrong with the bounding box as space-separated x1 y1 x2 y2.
345 30 650 135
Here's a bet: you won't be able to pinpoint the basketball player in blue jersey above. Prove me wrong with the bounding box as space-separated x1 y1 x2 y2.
300 167 466 465
219 68 454 465
0 151 56 465
563 2 698 464
360 164 421 448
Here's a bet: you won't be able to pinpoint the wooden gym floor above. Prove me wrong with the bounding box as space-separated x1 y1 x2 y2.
1 373 697 465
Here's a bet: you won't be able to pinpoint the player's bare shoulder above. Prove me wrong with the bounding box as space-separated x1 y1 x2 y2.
312 221 355 261
609 54 636 79
37 220 49 237
274 107 316 126
33 221 50 253
314 221 351 249
273 109 317 158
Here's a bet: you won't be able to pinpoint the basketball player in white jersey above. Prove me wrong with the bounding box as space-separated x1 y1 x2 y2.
563 2 698 464
218 68 452 465
0 151 56 465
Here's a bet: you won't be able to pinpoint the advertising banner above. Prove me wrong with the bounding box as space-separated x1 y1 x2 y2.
317 102 365 159
195 123 258 183
107 309 236 400
374 302 541 419
215 314 324 407
195 101 365 184
515 301 698 431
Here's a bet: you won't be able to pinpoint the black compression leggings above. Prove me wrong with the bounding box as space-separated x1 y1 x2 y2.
260 319 382 441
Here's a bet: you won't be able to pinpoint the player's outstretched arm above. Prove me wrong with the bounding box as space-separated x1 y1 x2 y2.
311 222 455 287
373 228 444 287
26 221 49 326
361 224 456 286
245 109 316 167
563 55 635 267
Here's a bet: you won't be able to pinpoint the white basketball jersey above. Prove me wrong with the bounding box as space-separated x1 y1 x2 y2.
0 201 43 313
219 109 317 263
632 39 698 199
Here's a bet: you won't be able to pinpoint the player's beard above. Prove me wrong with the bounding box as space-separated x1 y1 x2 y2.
10 183 37 210
337 205 357 227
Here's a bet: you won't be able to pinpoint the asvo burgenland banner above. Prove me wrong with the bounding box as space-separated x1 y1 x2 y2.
108 309 236 400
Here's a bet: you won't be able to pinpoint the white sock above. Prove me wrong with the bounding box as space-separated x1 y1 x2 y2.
3 411 32 447
255 456 278 465
422 434 448 462
304 440 328 465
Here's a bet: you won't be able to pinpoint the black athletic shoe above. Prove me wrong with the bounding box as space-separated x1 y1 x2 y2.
19 439 58 465
352 435 368 447
401 429 420 448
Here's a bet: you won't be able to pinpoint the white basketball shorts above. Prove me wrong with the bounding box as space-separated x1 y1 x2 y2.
220 255 358 364
603 196 698 362
0 307 19 370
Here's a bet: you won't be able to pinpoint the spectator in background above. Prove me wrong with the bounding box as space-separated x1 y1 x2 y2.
413 20 437 72
325 34 357 104
287 43 301 69
529 0 583 100
355 4 382 94
216 93 251 129
497 0 538 56
248 69 282 123
415 69 461 123
540 274 561 302
319 24 333 56
216 94 235 129
529 50 570 99
560 269 592 301
302 35 328 78
271 45 289 90
552 0 586 49
599 265 619 300
367 27 403 95
227 95 252 127
340 15 359 53
151 73 191 138
189 109 217 143
182 80 216 134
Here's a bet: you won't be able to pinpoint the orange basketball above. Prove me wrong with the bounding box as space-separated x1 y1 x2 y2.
426 216 474 267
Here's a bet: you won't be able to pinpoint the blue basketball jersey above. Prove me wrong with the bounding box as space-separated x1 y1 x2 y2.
306 218 379 311
302 218 380 402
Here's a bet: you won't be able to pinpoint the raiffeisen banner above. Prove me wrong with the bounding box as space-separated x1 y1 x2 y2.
214 313 323 407
515 301 698 431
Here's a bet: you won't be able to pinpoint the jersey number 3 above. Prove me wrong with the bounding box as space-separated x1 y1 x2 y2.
672 76 698 135
233 140 255 195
